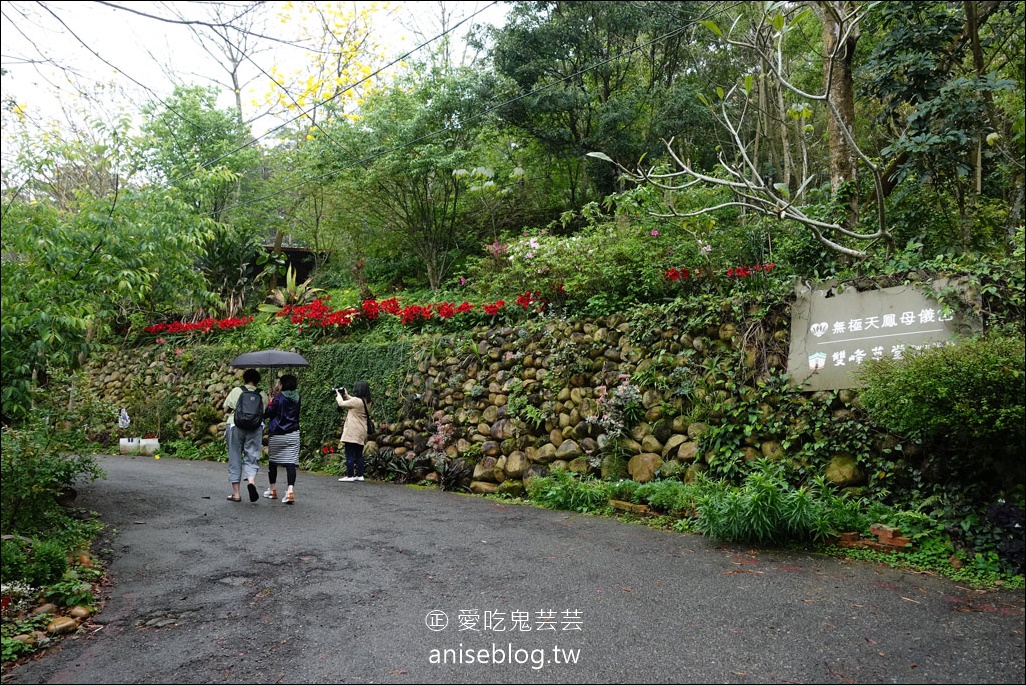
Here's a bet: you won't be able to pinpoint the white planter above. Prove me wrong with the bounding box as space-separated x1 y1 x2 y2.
120 438 160 456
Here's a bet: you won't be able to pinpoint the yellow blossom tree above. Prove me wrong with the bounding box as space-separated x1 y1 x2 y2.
257 1 396 131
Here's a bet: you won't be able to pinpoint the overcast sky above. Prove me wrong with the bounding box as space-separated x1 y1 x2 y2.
0 1 508 138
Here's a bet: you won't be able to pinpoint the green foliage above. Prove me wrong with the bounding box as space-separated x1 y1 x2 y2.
464 218 713 315
384 450 432 485
193 223 265 319
526 469 613 514
259 265 328 313
634 479 700 517
190 405 223 442
161 439 223 462
0 422 105 536
2 613 53 664
914 226 1026 331
697 370 876 487
861 1 1020 229
24 539 68 588
45 572 95 608
1 186 216 422
693 461 861 545
120 383 182 441
297 342 413 462
0 537 68 588
432 454 473 493
857 331 1025 488
824 537 1024 590
363 447 392 480
0 539 27 580
139 85 259 220
312 69 502 292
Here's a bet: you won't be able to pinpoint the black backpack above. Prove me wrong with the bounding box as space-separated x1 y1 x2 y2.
233 388 264 430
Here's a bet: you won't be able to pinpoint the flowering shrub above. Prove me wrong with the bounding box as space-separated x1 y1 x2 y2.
587 375 644 438
515 290 548 312
144 316 252 336
0 580 37 614
664 262 776 281
428 411 456 451
482 300 505 316
254 296 505 335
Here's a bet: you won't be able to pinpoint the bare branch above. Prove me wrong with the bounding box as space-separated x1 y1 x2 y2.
602 2 894 260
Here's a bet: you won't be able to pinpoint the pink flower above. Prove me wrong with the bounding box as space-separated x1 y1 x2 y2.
650 230 659 236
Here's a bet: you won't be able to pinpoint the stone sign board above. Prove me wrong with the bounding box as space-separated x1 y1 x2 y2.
787 284 963 391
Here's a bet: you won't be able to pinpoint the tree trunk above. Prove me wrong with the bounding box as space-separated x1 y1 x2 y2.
816 2 860 229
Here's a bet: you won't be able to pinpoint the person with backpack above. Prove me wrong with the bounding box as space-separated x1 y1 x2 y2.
335 381 373 482
223 368 269 502
263 374 301 504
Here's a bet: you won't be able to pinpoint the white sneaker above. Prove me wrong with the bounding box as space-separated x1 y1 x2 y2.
355 476 365 481
263 489 277 499
338 476 355 482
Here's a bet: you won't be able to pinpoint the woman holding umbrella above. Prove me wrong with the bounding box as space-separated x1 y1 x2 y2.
226 350 309 503
264 374 301 504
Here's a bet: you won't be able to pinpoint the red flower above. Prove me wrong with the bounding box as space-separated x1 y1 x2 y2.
362 299 380 319
483 300 505 316
399 305 432 324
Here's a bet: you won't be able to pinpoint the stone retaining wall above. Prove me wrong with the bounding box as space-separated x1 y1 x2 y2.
85 307 873 494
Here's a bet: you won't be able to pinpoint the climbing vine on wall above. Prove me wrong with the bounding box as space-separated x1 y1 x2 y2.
298 341 414 455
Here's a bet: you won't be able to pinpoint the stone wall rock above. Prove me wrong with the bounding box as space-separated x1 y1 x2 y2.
83 311 880 494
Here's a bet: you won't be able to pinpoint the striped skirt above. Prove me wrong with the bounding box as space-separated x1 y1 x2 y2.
268 431 301 465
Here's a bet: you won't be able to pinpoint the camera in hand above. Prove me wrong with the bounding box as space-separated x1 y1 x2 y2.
332 387 346 394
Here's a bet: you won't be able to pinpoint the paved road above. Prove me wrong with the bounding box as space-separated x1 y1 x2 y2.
3 454 1024 684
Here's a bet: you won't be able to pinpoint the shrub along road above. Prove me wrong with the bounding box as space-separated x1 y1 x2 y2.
5 454 1024 684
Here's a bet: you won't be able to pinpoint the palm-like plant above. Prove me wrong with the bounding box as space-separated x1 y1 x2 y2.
258 265 327 314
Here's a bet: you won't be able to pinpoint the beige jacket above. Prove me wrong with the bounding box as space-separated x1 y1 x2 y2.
336 393 370 445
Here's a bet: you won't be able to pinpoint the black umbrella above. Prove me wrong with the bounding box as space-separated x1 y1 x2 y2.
229 349 310 368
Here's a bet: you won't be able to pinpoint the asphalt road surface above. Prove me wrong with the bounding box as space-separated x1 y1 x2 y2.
3 454 1024 684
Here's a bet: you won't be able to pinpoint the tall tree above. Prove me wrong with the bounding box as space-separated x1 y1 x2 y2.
173 1 275 128
311 68 502 292
1 185 215 423
599 1 894 259
138 85 259 221
860 1 1024 247
489 1 716 213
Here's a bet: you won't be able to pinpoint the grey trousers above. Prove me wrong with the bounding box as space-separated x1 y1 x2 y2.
226 423 262 483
